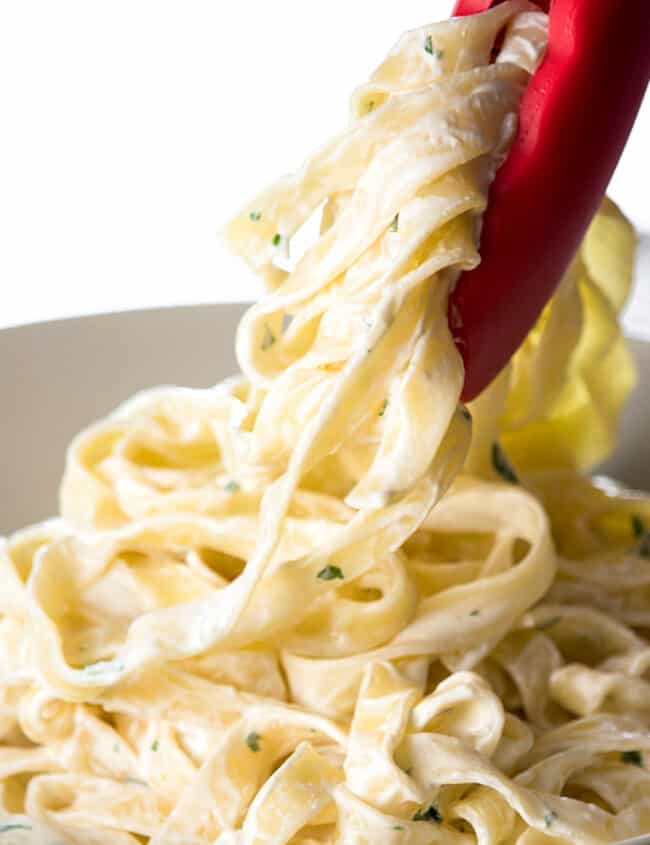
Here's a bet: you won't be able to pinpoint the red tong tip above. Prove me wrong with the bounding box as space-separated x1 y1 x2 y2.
449 0 650 402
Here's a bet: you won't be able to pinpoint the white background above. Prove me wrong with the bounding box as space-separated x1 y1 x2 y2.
1 0 648 330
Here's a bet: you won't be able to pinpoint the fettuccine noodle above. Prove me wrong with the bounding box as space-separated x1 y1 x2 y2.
1 4 648 843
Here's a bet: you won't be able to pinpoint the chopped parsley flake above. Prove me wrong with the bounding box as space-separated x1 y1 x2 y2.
151 739 159 752
537 616 562 632
245 731 261 752
272 233 283 247
317 564 344 581
424 36 444 59
125 777 148 787
632 515 645 538
413 804 442 824
225 480 241 494
392 825 405 831
390 213 399 232
367 100 376 113
249 210 262 221
492 443 519 484
379 399 389 417
0 825 32 833
621 750 643 767
544 811 558 828
631 515 650 557
262 323 276 351
470 609 480 617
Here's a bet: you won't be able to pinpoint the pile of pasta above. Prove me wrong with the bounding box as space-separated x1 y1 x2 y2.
1 3 648 843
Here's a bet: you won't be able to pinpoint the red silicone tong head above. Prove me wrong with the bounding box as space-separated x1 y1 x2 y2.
449 0 650 402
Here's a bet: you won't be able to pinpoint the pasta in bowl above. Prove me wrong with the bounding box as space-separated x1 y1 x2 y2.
1 3 649 843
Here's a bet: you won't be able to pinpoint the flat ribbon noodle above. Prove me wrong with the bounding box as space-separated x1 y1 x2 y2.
1 3 647 844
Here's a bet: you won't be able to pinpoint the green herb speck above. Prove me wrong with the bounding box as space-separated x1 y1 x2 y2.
492 443 519 484
0 825 32 833
379 399 389 417
631 515 650 557
413 804 442 824
249 210 262 222
317 565 344 581
544 811 558 828
262 323 276 351
151 739 159 752
272 233 283 247
246 731 262 752
392 825 405 831
632 515 645 538
621 750 643 767
225 480 241 494
424 36 444 59
390 213 399 232
470 609 480 617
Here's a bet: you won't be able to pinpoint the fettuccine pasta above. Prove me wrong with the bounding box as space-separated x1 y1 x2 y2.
1 3 647 844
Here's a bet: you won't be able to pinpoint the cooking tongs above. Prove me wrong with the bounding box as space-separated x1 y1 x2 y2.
448 0 650 401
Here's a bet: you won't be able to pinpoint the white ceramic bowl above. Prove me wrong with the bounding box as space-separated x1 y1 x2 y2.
1 302 649 534
0 304 649 845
